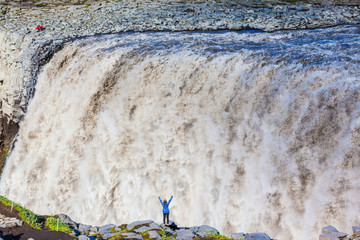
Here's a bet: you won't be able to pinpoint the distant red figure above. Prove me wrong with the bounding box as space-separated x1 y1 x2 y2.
36 25 44 31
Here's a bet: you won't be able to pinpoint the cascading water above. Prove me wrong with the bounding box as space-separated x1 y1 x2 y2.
1 26 360 240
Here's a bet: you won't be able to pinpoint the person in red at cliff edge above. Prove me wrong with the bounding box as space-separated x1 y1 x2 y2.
36 25 44 31
158 195 173 225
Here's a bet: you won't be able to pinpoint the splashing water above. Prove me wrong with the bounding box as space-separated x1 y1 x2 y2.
1 26 360 239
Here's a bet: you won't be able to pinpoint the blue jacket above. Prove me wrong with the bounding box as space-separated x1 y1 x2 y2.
159 196 173 213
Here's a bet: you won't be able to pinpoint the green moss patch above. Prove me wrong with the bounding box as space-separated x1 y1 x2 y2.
0 195 44 229
45 217 73 233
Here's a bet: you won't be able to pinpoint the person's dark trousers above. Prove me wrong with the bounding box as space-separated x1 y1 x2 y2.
163 212 169 224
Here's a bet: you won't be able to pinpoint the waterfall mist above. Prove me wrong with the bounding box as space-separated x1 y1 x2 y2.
1 27 360 239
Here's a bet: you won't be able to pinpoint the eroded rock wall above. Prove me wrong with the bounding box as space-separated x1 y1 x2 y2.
0 31 28 149
0 30 65 164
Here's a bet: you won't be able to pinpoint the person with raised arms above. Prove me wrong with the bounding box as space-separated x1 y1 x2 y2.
158 195 173 225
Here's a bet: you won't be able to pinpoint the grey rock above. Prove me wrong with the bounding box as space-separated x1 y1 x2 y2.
148 230 162 239
343 12 353 18
353 226 360 235
78 235 90 240
103 232 120 239
195 225 219 237
189 226 199 235
134 226 151 233
322 225 347 238
297 6 311 11
114 226 123 232
58 214 78 229
319 233 339 240
245 233 271 240
123 234 143 240
122 232 138 236
231 232 246 240
127 220 154 230
176 229 196 240
149 223 161 229
79 223 92 233
322 225 338 233
99 224 116 233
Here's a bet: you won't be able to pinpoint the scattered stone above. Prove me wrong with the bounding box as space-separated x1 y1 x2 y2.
231 232 246 240
58 214 78 230
343 11 354 18
78 235 90 240
176 229 196 240
90 226 100 232
322 225 347 238
195 225 219 237
123 234 143 240
127 220 154 230
148 230 162 239
149 222 161 230
99 224 116 233
103 232 120 239
122 232 138 236
78 223 92 233
244 233 271 240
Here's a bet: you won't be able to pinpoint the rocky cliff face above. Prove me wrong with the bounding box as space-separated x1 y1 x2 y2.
0 30 65 167
0 31 30 152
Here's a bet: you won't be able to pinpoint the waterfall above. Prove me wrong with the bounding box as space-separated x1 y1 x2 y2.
1 27 360 240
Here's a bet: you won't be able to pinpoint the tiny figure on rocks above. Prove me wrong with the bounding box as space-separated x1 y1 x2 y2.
159 195 173 225
36 25 44 31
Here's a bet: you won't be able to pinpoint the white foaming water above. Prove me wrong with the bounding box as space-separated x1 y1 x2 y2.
1 26 360 239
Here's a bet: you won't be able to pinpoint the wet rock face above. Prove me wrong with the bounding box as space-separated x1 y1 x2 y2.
0 31 66 163
0 32 27 168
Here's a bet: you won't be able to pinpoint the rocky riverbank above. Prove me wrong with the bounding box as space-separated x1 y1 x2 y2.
49 215 360 240
1 0 360 36
60 217 276 240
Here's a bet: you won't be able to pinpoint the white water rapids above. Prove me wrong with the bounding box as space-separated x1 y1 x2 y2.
1 26 360 239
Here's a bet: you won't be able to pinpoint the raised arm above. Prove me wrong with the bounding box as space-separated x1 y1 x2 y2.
168 195 173 205
159 196 163 205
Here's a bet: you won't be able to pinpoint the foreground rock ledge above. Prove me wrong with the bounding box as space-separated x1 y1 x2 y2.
58 215 276 240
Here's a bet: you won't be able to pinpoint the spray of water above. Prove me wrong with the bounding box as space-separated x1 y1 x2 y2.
1 27 360 239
